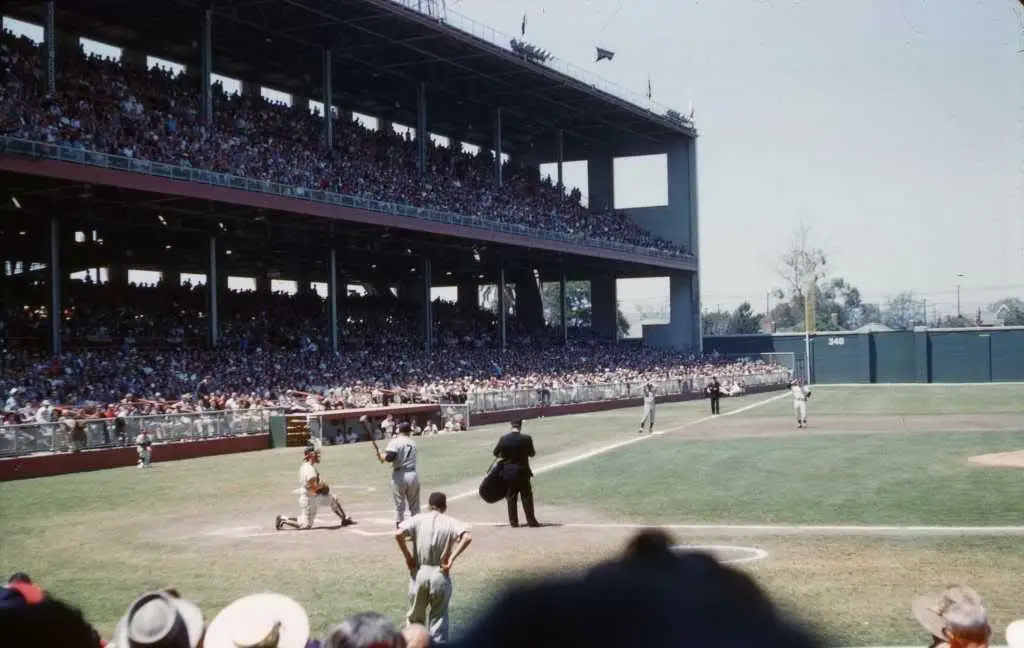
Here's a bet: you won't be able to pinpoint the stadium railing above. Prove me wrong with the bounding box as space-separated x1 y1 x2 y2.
0 408 282 458
465 371 792 413
0 137 694 262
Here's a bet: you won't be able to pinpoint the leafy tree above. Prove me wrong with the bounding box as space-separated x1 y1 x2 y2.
538 281 630 336
883 291 925 330
771 224 873 331
702 308 731 336
988 297 1024 325
935 314 974 328
479 283 516 315
727 302 763 334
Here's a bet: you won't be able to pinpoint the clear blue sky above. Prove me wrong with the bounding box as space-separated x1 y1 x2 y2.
4 1 1023 319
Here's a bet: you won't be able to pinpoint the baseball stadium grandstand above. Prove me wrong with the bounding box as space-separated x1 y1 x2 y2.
0 0 753 439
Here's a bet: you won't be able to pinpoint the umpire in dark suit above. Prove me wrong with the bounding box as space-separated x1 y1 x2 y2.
706 376 722 415
493 419 540 528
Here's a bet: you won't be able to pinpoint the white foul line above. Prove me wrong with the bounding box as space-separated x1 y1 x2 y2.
448 391 790 503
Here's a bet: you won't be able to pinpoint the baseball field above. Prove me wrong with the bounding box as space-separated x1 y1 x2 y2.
2 383 1023 645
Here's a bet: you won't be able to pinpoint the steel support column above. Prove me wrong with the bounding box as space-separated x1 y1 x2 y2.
43 2 56 94
498 267 507 352
329 248 339 354
49 217 60 355
200 8 213 125
559 272 568 346
422 258 433 349
556 128 564 188
323 49 333 147
208 236 219 347
493 108 503 186
416 82 428 176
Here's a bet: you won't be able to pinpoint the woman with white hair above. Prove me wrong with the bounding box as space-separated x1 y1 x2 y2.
912 585 991 648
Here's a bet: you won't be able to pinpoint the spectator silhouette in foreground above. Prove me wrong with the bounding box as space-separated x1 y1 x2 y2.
450 528 826 648
0 577 105 648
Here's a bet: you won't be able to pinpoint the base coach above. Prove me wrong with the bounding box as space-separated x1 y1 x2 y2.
493 419 540 528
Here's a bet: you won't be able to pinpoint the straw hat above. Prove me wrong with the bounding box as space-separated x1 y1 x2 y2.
911 586 988 639
202 593 309 648
1007 620 1024 648
112 591 205 648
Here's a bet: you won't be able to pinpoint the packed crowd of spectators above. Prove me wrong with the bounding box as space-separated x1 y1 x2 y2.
4 531 1019 648
0 31 691 256
1 280 788 423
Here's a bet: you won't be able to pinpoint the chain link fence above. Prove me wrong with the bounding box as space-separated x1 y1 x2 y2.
0 409 281 458
466 371 791 414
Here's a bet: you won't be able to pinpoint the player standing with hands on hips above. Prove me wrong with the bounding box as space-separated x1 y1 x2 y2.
790 377 811 428
363 415 421 528
394 491 472 645
494 419 540 528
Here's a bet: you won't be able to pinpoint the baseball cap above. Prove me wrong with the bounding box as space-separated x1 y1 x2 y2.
428 492 447 509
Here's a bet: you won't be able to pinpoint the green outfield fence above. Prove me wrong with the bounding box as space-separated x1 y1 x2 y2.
704 327 1024 384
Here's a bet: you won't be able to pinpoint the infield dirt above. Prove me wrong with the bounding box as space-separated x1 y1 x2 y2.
968 449 1024 469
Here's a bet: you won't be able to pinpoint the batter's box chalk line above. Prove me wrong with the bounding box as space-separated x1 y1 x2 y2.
670 544 769 566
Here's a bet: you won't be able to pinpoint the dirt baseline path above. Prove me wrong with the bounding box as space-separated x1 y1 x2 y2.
969 450 1024 469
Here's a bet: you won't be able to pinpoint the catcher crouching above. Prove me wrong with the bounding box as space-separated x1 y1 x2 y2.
276 439 355 530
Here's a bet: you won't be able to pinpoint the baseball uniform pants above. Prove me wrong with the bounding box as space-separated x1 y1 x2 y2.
794 401 807 422
391 470 421 524
407 565 452 643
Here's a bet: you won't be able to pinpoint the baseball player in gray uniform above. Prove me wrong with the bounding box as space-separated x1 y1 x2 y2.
638 384 656 434
366 417 421 528
394 491 472 644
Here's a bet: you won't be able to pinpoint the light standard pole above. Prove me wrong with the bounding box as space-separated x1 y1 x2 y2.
955 273 965 318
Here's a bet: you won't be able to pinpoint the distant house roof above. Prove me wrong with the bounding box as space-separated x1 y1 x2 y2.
854 323 894 333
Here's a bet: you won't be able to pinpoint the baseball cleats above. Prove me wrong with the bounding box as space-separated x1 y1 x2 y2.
275 515 284 531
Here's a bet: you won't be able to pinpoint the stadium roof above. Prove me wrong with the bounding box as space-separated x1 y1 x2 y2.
6 0 695 159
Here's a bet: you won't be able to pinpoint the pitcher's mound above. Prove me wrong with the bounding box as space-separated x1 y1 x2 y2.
968 450 1024 469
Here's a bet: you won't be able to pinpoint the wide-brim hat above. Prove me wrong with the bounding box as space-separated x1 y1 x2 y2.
1007 619 1024 648
113 591 205 648
202 592 309 648
911 585 985 638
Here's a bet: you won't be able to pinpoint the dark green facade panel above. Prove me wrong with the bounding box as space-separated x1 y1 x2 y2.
929 331 991 383
870 331 917 383
991 329 1024 381
812 334 870 383
703 328 1024 384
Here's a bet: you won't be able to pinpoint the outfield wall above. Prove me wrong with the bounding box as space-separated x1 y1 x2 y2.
0 384 787 481
704 327 1024 384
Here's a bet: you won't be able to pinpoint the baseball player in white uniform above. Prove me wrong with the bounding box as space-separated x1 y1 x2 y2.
276 440 354 530
135 430 152 469
790 378 811 428
369 418 421 528
394 491 472 644
637 384 656 434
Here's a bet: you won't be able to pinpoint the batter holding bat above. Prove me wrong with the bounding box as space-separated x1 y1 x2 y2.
275 439 355 531
362 415 421 529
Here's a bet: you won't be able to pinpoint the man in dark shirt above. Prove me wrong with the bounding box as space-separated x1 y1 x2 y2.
493 419 540 528
706 376 722 415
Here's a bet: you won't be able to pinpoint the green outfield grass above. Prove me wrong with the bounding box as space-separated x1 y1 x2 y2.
537 429 1024 525
1 385 1022 646
748 383 1024 416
